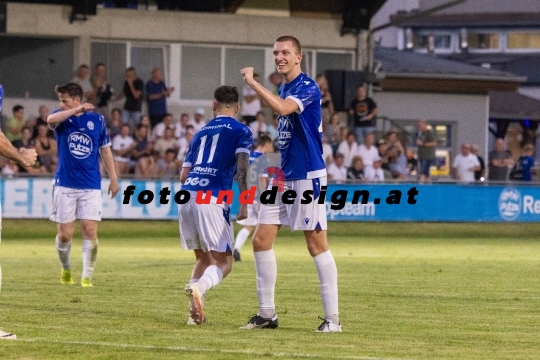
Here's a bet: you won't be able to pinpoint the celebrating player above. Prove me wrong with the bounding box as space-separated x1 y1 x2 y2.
240 35 341 332
0 84 38 340
47 83 119 288
179 85 252 325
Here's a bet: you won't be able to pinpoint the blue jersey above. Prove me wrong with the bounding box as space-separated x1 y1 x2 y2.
52 110 111 190
0 84 3 112
182 116 253 195
249 150 263 164
277 72 326 180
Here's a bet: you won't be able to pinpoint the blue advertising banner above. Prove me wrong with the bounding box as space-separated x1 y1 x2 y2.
1 178 539 222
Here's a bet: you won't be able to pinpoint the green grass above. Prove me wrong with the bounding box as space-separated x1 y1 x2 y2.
1 220 540 359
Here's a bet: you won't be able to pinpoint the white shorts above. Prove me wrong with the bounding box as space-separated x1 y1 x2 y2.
236 202 260 227
50 186 103 223
258 177 328 231
178 191 234 253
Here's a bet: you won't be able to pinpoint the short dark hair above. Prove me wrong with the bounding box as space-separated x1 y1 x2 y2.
214 86 239 105
258 134 273 147
55 82 83 101
12 105 24 113
276 35 302 54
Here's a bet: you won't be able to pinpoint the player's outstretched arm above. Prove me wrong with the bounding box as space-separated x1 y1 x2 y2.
241 67 298 116
235 151 250 221
99 146 119 198
47 103 95 125
0 131 37 167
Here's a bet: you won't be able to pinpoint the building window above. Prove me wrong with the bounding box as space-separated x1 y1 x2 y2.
507 31 540 50
180 46 221 100
316 52 353 75
413 34 452 50
468 32 499 50
91 42 127 98
224 48 265 99
130 45 166 86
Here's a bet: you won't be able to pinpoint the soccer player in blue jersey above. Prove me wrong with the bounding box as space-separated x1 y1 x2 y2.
47 83 119 288
0 84 38 340
233 134 274 262
240 35 341 332
179 85 252 325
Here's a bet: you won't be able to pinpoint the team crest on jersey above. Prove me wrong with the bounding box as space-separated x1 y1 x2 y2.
68 132 93 159
87 121 94 130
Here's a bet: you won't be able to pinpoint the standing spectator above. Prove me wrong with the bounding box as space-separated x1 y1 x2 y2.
316 74 334 124
488 138 513 182
240 73 261 125
347 155 365 182
470 144 485 181
33 122 58 174
112 124 135 176
6 105 26 143
509 143 535 181
323 113 341 156
337 132 358 168
146 67 174 128
47 82 119 288
32 105 55 139
326 152 347 183
189 108 207 133
71 64 95 104
348 84 377 145
406 149 418 177
179 85 252 325
452 143 480 183
416 119 437 182
249 111 268 140
91 63 113 118
240 35 340 332
115 67 144 129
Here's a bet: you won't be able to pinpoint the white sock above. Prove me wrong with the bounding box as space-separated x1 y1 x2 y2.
234 228 251 251
82 239 98 279
313 250 339 324
254 250 277 319
55 236 72 270
197 265 223 297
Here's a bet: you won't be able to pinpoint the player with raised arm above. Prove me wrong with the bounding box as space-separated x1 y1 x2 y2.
47 83 119 288
0 84 38 340
233 134 274 262
240 35 341 332
179 85 252 325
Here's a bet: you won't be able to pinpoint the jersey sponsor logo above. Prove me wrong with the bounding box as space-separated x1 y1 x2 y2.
191 166 218 175
184 177 210 187
87 121 94 130
68 132 93 159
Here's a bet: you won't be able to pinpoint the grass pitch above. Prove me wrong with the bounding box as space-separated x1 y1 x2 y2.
1 220 540 359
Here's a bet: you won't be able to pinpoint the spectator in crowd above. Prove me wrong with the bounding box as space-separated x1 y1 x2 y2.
356 133 380 173
131 124 155 177
112 123 135 176
154 126 179 158
32 105 55 139
416 119 437 182
108 108 123 139
509 143 535 181
1 158 19 177
364 158 385 182
265 72 283 119
385 130 405 154
6 105 26 143
33 122 58 174
321 134 334 166
175 113 190 140
406 149 418 177
71 64 95 104
11 126 47 175
348 83 377 145
156 148 180 179
139 115 153 141
91 63 113 118
115 67 144 129
385 145 408 180
146 67 174 128
470 144 485 181
323 113 341 156
249 111 268 140
177 125 194 164
189 108 207 133
452 143 480 183
240 73 261 125
266 115 279 141
316 74 334 124
347 155 365 182
488 138 513 182
152 113 175 141
337 132 358 168
327 152 347 183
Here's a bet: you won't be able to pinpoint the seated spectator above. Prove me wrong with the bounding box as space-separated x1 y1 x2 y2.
154 126 179 158
385 130 405 154
266 115 279 141
385 146 408 180
157 148 180 178
11 126 47 175
139 114 153 141
112 123 135 176
249 111 268 139
406 149 418 176
323 113 341 156
175 113 190 140
32 105 55 139
364 159 385 182
322 134 334 166
347 155 365 182
108 108 123 139
327 153 347 183
177 125 195 164
131 124 156 177
152 113 175 141
2 159 19 178
316 74 334 124
337 132 358 168
33 122 58 174
189 108 207 132
356 133 381 172
6 105 27 143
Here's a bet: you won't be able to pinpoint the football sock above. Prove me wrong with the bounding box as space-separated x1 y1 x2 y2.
234 228 250 251
313 250 339 324
197 265 223 296
82 239 98 279
55 235 72 269
254 250 277 319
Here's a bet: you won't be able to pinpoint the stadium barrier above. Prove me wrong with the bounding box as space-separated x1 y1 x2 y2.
1 178 539 222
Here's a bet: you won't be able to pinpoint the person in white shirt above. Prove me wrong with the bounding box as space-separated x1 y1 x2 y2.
327 153 347 183
322 134 334 166
356 133 380 171
112 123 135 175
452 143 480 183
248 111 268 139
337 132 358 168
240 73 261 125
151 113 175 141
188 108 207 133
175 113 190 140
177 125 195 164
363 159 385 182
